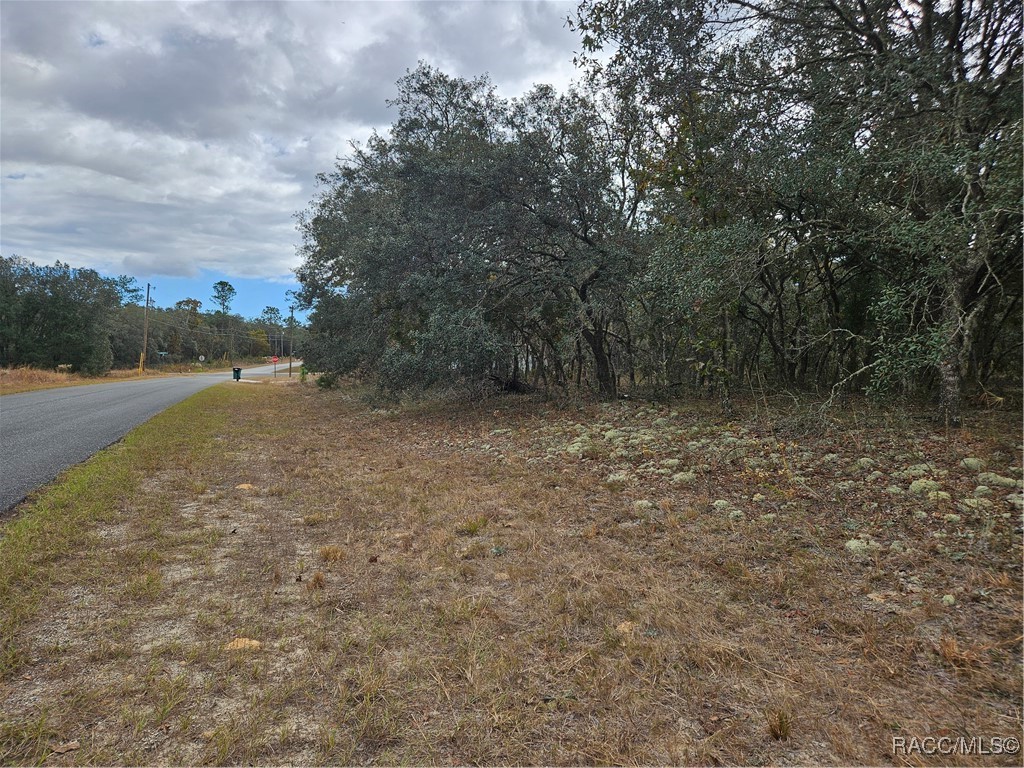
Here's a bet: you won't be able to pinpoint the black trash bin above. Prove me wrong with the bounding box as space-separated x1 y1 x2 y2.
232 367 242 381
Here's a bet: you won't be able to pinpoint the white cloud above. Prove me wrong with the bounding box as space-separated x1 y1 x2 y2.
0 0 581 281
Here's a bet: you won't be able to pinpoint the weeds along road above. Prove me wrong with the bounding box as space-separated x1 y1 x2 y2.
0 363 293 513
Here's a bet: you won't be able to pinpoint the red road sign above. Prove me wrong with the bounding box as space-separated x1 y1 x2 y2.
272 356 279 363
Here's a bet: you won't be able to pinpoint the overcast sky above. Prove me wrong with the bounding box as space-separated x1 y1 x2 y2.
0 0 582 318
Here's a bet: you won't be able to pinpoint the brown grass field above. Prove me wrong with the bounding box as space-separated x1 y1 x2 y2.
1 379 1021 765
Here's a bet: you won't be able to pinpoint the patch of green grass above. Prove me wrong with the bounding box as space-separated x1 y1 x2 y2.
0 711 58 763
455 515 488 536
152 673 190 725
124 568 165 601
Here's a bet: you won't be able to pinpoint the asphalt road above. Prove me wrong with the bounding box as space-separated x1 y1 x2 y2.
0 363 295 513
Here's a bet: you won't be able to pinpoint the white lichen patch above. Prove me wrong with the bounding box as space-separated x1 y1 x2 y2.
957 497 995 514
897 463 946 480
845 536 879 556
671 471 698 486
604 471 630 491
909 478 942 495
977 472 1020 489
565 436 599 458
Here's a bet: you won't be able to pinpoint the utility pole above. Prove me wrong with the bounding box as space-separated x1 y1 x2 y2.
288 304 295 377
139 283 153 374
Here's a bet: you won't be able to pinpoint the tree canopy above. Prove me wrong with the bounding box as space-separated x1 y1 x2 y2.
571 0 1023 422
3 3 1018 413
292 4 1020 418
0 258 137 375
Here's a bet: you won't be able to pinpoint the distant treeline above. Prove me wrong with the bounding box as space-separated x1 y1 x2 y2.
0 256 303 375
296 0 1021 424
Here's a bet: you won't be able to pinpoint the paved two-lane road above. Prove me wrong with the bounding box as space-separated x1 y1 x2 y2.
0 363 295 513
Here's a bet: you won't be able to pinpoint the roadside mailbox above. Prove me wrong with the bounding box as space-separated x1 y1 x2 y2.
232 367 242 381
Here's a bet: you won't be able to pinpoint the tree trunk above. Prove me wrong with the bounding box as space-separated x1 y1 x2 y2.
718 308 733 416
574 339 583 389
582 327 617 399
938 357 962 429
938 283 968 429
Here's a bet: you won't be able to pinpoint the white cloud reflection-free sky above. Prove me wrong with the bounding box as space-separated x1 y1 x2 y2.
1 0 582 317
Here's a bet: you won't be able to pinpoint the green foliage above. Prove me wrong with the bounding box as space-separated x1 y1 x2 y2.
296 4 1021 415
316 371 341 390
0 257 134 375
571 0 1022 415
377 308 510 394
258 306 284 327
866 282 949 398
300 293 384 380
297 64 643 398
211 281 236 314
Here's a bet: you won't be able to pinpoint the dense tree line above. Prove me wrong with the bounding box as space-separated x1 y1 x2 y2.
1 256 301 375
298 0 1021 423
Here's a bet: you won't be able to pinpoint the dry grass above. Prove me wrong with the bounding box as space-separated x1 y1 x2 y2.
317 545 345 564
0 366 99 394
1 382 1021 765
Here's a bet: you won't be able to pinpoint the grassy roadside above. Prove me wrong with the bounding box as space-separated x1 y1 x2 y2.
1 381 1021 765
0 386 236 673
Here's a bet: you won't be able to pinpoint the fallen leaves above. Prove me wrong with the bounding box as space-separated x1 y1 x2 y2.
222 637 261 652
616 620 638 636
866 591 898 603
